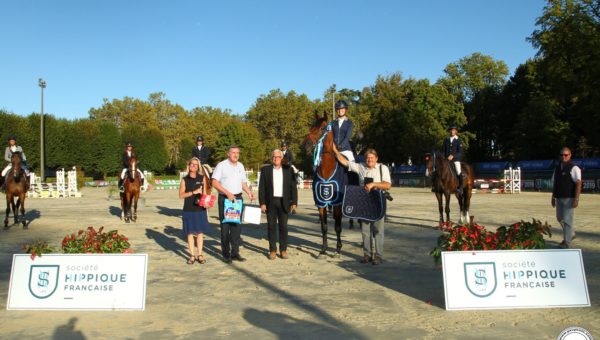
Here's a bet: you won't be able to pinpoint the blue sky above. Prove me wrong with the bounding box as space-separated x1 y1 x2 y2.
1 0 546 119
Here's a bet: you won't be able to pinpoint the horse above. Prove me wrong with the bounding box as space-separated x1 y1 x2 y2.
4 152 29 229
304 111 345 257
424 151 474 226
120 155 141 223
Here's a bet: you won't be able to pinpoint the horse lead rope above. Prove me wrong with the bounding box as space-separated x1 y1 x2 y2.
313 123 332 169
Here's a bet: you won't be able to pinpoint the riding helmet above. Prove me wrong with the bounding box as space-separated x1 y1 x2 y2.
448 124 458 131
280 141 288 147
126 141 133 147
7 135 16 141
196 135 204 142
335 100 349 110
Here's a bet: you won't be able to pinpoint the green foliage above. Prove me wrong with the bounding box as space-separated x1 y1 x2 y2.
213 120 265 170
121 126 168 174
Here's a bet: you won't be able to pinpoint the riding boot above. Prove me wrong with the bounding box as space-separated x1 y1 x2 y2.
456 175 464 195
0 176 5 193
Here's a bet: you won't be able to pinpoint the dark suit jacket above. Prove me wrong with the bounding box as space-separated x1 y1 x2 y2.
282 149 293 165
331 119 354 152
259 165 298 213
191 145 212 165
443 137 463 161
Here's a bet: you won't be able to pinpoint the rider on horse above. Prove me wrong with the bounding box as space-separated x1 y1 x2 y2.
443 124 465 194
1 136 29 192
332 100 355 162
119 142 145 193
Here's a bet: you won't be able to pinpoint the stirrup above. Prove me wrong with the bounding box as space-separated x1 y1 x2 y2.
119 186 125 193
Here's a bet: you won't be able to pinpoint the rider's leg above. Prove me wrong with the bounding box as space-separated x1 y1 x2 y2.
454 161 463 194
119 168 127 192
137 169 145 186
1 165 11 177
1 165 11 192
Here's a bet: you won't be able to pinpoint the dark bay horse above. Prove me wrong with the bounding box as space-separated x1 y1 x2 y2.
425 151 474 225
4 152 29 229
304 111 344 257
121 155 141 223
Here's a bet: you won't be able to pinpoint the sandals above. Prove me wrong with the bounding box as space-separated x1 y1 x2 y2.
186 256 196 265
197 255 206 264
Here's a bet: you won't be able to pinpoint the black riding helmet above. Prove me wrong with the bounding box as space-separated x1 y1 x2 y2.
280 141 288 147
7 135 16 142
335 100 349 110
448 125 458 131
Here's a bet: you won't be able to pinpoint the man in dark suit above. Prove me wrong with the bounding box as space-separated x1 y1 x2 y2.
259 149 298 260
191 135 211 166
443 125 464 194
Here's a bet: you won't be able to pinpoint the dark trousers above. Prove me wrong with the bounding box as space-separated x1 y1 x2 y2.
218 194 243 257
266 198 289 252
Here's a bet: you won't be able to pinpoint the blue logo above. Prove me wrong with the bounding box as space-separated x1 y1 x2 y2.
29 265 60 299
464 262 497 297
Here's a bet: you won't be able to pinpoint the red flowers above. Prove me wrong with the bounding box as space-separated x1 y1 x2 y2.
431 219 552 261
61 227 131 254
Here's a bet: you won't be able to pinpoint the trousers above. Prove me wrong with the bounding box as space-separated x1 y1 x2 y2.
266 198 289 252
218 194 243 257
556 198 575 244
360 218 385 258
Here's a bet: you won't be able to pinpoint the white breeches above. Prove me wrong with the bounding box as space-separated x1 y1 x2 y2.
121 168 145 180
341 151 355 162
453 161 461 175
2 164 29 177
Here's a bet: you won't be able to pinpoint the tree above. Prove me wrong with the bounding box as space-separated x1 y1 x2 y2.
361 74 466 163
213 120 266 171
121 126 169 174
528 0 600 154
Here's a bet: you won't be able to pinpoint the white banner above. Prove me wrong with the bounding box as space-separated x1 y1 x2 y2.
7 254 148 311
442 249 590 310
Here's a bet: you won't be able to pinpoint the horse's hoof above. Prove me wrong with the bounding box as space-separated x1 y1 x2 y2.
317 252 327 259
332 252 341 259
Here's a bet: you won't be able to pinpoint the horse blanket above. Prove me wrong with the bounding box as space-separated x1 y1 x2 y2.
342 185 386 222
312 163 347 208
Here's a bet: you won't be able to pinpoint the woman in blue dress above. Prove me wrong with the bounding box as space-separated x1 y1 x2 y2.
178 157 210 264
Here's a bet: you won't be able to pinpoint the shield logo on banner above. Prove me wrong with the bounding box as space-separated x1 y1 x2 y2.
29 265 60 299
345 205 354 214
464 262 497 298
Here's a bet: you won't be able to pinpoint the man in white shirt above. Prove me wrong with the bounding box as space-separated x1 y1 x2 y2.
333 145 391 265
212 145 255 263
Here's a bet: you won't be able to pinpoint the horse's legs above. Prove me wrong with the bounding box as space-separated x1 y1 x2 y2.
444 192 451 223
435 192 444 225
333 206 342 256
4 195 11 228
319 207 328 256
132 192 139 222
463 181 472 223
455 192 465 224
14 197 21 225
124 193 131 223
120 194 125 220
18 195 26 228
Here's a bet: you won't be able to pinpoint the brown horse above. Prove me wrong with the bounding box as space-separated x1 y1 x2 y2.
304 111 344 257
120 155 141 223
4 152 29 229
425 151 474 225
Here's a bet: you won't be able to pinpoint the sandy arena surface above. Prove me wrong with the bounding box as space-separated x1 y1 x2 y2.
0 187 598 339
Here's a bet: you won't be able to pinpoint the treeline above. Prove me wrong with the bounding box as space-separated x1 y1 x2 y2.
1 0 598 178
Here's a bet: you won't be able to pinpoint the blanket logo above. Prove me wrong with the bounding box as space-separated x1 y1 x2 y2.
344 205 354 214
29 265 60 299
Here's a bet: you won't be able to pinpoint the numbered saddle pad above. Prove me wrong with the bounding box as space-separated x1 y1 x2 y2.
342 185 386 222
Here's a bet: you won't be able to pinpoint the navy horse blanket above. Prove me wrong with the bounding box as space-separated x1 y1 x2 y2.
312 163 347 208
342 185 386 222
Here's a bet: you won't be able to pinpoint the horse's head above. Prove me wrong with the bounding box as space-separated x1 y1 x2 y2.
10 152 23 179
424 152 434 177
303 110 330 151
128 155 138 179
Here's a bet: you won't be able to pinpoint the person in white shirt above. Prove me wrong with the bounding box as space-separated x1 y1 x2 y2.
333 145 391 265
212 145 255 263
